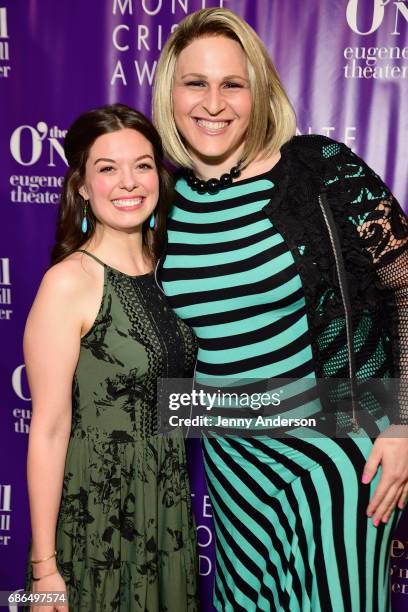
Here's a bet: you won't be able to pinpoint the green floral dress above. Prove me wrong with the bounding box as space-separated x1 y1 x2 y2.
26 251 199 611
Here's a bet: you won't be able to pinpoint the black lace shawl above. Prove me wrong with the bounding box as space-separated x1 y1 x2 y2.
262 135 408 431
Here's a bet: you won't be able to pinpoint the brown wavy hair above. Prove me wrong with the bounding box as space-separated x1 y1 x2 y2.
51 103 173 265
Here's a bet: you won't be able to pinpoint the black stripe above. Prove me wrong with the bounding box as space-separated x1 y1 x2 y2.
167 210 263 233
372 521 383 612
198 307 305 351
166 226 277 256
196 332 311 376
161 240 289 281
185 289 305 327
174 188 274 213
339 437 371 612
167 269 300 309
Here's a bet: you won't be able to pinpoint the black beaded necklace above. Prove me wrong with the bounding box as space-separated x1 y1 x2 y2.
185 162 242 195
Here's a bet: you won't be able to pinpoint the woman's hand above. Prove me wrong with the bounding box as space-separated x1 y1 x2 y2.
362 425 408 526
30 571 69 612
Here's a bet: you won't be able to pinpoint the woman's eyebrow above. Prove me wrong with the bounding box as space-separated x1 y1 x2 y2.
94 154 154 165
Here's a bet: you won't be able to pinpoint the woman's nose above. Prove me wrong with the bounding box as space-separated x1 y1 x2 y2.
202 86 226 115
119 168 138 191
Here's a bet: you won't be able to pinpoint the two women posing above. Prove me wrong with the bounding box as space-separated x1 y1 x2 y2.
26 7 408 612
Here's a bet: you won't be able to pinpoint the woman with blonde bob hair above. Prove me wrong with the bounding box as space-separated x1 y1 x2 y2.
153 8 408 612
154 7 296 170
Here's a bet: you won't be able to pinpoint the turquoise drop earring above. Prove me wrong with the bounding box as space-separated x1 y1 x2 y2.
149 213 156 230
81 201 88 234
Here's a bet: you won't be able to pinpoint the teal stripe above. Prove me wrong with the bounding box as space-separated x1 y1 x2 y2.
196 345 314 379
170 199 271 224
163 234 283 268
198 315 309 363
176 178 274 202
169 275 302 319
167 219 271 244
163 251 294 296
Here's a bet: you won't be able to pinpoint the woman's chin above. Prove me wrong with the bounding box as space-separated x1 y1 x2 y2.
191 146 242 168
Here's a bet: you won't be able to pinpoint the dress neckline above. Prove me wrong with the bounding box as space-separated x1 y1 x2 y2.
75 249 154 279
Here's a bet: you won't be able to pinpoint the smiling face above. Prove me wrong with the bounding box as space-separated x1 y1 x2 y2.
172 35 252 172
79 128 159 233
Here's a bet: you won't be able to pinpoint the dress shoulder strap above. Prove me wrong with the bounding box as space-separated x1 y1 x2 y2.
75 249 106 268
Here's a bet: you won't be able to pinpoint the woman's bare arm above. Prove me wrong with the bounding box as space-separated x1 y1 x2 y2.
25 261 88 571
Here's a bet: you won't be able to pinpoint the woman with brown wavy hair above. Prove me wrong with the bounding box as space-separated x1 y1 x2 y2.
24 103 198 611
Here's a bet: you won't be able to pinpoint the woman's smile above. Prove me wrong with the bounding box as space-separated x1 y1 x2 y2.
111 196 145 211
172 36 252 174
194 118 232 134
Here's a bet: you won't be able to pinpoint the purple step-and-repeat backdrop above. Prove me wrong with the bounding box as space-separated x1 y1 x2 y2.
1 0 408 609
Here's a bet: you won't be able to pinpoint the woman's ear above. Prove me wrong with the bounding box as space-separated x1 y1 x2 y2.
78 185 89 200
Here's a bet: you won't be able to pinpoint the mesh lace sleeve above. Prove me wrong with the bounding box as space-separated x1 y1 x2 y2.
334 143 408 424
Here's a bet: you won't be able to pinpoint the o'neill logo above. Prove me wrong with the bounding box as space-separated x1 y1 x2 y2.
10 122 67 167
9 122 67 205
344 1 408 79
346 0 408 35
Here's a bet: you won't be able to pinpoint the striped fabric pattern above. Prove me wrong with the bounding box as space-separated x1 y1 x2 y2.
203 431 398 612
162 171 314 381
161 170 398 611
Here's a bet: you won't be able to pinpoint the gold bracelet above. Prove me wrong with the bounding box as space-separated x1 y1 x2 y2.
31 551 57 564
32 570 58 582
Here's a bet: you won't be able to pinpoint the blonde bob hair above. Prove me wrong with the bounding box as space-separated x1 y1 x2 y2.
153 8 296 169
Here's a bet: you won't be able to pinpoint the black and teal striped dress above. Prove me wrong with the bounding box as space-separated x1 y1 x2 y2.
161 165 399 612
